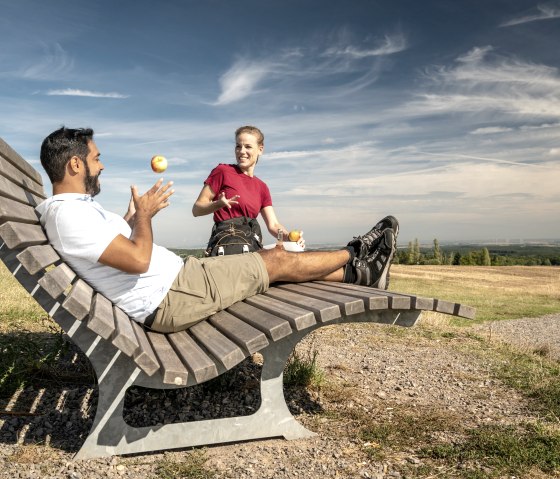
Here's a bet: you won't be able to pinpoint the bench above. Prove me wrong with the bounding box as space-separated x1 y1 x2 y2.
0 136 476 460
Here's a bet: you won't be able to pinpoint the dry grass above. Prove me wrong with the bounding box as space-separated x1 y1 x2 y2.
390 265 560 322
0 261 47 333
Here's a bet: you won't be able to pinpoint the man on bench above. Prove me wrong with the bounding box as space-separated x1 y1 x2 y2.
36 126 399 334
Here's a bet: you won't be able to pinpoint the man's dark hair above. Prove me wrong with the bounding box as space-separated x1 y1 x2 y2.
40 127 94 183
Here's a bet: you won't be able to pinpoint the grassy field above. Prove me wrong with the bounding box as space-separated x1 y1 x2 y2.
390 264 560 323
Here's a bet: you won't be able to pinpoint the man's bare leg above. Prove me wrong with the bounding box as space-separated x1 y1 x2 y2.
258 246 348 283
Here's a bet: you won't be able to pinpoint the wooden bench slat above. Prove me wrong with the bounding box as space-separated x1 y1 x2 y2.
0 155 45 198
147 331 189 385
264 286 341 322
88 293 116 340
0 176 44 207
167 331 219 384
209 310 269 354
454 303 476 320
278 283 365 316
321 282 412 309
130 321 160 376
16 244 60 274
189 320 246 371
0 196 39 225
0 222 47 249
226 301 293 341
111 306 140 357
37 263 75 299
307 282 389 310
244 294 317 330
0 137 44 185
61 279 93 320
434 298 456 315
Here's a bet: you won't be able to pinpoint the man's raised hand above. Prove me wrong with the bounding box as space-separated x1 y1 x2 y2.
131 179 174 218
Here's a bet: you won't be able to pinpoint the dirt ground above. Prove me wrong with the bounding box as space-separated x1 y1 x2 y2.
2 312 559 478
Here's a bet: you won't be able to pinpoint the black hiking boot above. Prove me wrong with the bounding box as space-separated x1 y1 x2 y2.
352 228 397 290
347 215 399 260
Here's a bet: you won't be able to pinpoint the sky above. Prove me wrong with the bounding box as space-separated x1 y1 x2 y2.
1 0 559 248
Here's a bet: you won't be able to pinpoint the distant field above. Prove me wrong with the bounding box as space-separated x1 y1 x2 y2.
390 264 560 323
1 262 559 333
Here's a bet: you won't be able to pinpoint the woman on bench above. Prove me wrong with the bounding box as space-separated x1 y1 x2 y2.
192 125 304 256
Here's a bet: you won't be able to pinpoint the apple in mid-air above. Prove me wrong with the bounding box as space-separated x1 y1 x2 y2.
151 155 167 173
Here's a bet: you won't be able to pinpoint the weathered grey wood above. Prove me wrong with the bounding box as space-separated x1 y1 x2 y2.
112 306 139 357
0 175 44 206
454 303 476 320
16 244 60 274
0 137 44 185
61 279 93 320
278 283 365 316
264 286 341 322
167 331 218 384
0 196 39 224
130 321 160 376
209 310 269 354
0 155 45 198
434 298 456 315
0 222 47 249
324 283 412 309
244 294 317 330
88 294 116 340
146 331 189 385
227 301 293 341
308 282 389 310
38 263 75 299
189 320 246 371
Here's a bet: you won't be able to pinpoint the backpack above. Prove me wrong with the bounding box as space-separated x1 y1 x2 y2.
205 217 264 256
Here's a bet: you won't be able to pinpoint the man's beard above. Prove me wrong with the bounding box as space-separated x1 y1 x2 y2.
83 160 101 197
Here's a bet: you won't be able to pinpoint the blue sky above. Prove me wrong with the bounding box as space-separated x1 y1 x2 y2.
1 0 559 248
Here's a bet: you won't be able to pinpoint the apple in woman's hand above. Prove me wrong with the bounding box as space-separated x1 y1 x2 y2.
288 230 301 242
151 155 167 173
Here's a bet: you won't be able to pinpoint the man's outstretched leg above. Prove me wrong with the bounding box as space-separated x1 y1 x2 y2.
149 217 398 333
259 215 399 289
258 247 349 283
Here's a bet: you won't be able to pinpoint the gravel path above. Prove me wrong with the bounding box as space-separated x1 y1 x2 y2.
1 314 559 479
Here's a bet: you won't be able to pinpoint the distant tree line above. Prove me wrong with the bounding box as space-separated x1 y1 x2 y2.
394 239 560 266
170 243 559 267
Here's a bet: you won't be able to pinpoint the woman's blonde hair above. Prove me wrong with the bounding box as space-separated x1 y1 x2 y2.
235 125 264 146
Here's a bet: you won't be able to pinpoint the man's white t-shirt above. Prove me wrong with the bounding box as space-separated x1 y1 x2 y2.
35 194 183 322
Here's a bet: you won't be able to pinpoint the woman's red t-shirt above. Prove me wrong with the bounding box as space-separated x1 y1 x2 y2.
204 164 273 223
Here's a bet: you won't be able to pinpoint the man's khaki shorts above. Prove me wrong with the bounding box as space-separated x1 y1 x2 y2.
149 252 269 333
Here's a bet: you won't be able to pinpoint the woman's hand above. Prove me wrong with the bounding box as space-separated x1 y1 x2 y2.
192 184 239 217
215 191 240 209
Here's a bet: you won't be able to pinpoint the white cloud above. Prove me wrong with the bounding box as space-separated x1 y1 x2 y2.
500 3 560 27
21 43 73 80
46 89 129 98
323 33 407 58
213 59 272 105
470 126 513 135
407 48 560 120
212 31 408 105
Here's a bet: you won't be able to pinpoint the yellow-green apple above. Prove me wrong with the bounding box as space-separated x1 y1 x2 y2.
151 155 167 173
